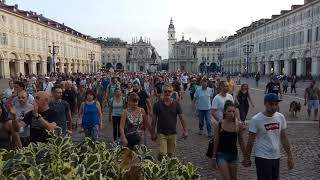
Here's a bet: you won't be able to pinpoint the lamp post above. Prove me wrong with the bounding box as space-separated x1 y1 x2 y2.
243 42 254 77
218 52 224 73
88 52 95 73
48 42 59 73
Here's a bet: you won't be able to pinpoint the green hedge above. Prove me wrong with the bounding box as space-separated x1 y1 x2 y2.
0 131 201 180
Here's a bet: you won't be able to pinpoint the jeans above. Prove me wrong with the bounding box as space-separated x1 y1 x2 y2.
291 85 296 93
198 110 212 135
84 125 99 141
216 152 238 165
112 116 121 141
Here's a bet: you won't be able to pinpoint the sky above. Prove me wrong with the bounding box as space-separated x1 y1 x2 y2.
7 0 304 59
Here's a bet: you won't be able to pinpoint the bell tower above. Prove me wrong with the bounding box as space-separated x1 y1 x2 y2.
168 17 176 59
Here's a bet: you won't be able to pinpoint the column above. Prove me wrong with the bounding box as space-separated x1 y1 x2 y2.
274 61 279 75
31 61 37 75
0 59 10 78
265 62 270 75
74 63 78 73
67 63 71 73
311 57 319 77
59 63 63 73
40 61 46 75
284 60 290 76
296 58 302 77
17 60 25 76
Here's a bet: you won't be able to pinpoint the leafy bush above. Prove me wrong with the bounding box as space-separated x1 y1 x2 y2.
0 131 201 180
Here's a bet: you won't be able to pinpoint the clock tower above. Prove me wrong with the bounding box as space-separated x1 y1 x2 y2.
168 17 176 59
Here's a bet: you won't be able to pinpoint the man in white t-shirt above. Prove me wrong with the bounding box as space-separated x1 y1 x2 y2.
243 93 294 180
180 73 189 91
211 81 234 122
43 77 54 93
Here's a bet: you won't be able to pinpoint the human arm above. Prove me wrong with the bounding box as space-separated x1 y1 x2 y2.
304 89 307 105
67 109 72 132
36 114 57 131
141 108 152 135
280 129 294 169
211 109 219 122
248 92 254 107
78 102 84 126
151 104 158 140
242 132 256 167
146 97 152 116
96 101 103 129
178 114 188 138
238 128 246 158
212 121 219 159
119 110 128 146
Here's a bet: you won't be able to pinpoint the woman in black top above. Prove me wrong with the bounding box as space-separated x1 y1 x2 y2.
236 84 254 121
212 100 245 180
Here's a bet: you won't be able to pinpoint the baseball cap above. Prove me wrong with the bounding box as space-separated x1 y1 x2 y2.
264 93 282 103
45 76 50 79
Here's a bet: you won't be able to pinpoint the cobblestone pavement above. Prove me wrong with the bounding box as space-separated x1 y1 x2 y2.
1 78 320 179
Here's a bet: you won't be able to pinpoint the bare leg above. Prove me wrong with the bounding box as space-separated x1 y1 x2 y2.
314 109 318 121
218 162 231 180
228 164 238 180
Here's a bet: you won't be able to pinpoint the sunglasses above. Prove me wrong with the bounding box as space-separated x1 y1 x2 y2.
164 90 173 93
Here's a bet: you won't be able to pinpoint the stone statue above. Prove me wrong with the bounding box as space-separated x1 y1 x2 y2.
151 48 157 63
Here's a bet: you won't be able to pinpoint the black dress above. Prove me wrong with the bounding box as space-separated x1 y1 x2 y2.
237 91 249 121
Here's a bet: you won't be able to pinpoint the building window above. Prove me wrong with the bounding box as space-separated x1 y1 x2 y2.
1 15 6 22
316 27 320 41
307 29 312 43
299 31 304 44
0 33 8 45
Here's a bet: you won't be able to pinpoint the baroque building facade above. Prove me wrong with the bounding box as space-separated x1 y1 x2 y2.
222 0 320 79
97 37 127 70
127 37 161 72
0 2 101 78
167 18 197 72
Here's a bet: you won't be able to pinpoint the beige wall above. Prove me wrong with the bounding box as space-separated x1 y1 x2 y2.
102 47 127 70
0 8 101 78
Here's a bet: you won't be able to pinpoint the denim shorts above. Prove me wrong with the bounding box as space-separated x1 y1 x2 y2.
216 152 238 165
84 125 99 141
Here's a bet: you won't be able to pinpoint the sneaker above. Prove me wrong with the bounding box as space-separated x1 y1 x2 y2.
198 129 203 135
207 135 213 139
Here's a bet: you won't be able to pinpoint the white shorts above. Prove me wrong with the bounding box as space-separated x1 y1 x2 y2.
307 100 319 110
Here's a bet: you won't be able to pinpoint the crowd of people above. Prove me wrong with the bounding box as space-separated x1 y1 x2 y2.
0 70 297 180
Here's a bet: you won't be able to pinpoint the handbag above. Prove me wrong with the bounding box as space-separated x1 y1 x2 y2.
126 132 141 147
206 138 214 158
206 122 221 158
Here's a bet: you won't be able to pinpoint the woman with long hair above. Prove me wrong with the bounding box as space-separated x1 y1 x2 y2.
119 93 151 149
212 100 246 180
236 83 254 122
79 90 102 141
109 87 125 142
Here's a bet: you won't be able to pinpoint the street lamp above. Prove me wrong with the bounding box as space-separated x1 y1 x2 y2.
243 42 254 76
88 52 95 73
218 51 224 73
48 42 59 73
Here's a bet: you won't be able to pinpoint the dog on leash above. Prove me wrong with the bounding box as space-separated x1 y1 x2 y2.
289 101 301 118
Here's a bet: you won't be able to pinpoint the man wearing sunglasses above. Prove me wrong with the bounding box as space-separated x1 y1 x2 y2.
151 84 188 160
